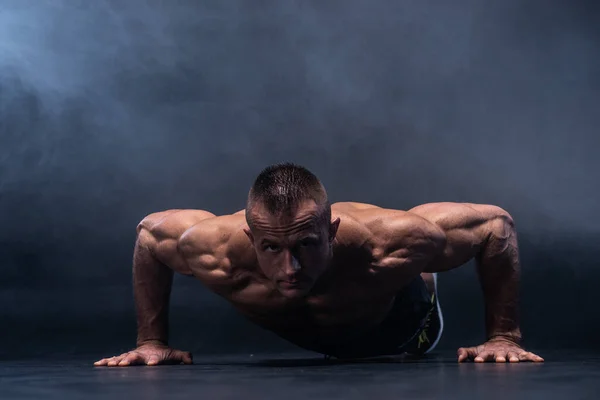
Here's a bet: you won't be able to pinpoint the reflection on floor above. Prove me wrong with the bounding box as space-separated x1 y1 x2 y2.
1 350 599 400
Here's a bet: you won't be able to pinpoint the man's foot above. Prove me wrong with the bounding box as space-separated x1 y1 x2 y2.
409 273 444 355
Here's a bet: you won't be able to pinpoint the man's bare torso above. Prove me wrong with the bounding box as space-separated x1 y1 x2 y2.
95 197 544 366
138 202 446 349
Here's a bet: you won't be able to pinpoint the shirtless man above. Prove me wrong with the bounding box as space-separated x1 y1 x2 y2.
94 163 544 366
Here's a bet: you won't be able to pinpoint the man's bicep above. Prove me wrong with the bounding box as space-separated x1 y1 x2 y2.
422 228 482 273
136 229 193 276
409 203 509 272
374 214 446 268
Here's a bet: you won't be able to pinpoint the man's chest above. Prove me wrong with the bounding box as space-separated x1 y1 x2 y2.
229 272 397 342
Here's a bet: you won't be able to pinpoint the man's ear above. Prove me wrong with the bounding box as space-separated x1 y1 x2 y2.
329 217 341 243
244 228 255 245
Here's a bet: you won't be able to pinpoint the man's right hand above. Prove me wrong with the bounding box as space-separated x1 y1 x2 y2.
93 343 193 367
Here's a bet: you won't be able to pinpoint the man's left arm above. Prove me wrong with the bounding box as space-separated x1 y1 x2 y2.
408 202 544 363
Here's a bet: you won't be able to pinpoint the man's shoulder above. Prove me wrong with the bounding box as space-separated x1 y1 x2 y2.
332 202 427 230
138 209 216 239
332 202 443 249
177 213 253 260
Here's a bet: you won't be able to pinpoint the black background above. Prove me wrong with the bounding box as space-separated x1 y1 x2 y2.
1 0 598 358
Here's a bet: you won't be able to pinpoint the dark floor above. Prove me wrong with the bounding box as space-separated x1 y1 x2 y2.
1 350 599 400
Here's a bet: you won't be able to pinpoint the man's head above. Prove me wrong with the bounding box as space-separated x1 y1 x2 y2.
244 163 340 299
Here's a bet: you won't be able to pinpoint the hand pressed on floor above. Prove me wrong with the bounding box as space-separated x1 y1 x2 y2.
94 343 193 367
457 338 544 363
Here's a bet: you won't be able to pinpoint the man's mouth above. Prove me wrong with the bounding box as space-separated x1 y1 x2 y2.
279 278 308 288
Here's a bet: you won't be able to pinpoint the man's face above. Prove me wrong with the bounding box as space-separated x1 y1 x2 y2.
245 200 340 299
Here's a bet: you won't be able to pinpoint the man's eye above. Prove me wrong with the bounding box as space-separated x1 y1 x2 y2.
300 240 317 247
264 245 280 252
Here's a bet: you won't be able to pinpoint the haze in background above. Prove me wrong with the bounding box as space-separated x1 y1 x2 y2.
1 0 598 356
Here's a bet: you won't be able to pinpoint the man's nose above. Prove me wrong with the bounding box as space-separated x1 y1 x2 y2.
282 251 302 275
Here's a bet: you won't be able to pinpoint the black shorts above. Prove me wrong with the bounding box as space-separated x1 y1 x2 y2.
317 276 434 359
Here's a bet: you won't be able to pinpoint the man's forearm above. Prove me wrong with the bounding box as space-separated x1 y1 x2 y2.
476 217 522 343
133 237 174 347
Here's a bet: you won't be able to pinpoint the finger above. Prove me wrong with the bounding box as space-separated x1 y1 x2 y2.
506 351 520 363
519 352 544 362
119 353 141 366
117 353 132 366
167 350 193 365
457 347 476 363
518 352 535 362
95 352 130 366
146 355 160 366
524 351 544 362
457 348 467 362
495 351 508 363
107 357 121 367
180 351 193 365
474 351 494 363
518 352 532 362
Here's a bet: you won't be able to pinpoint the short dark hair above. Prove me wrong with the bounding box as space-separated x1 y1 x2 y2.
246 163 330 227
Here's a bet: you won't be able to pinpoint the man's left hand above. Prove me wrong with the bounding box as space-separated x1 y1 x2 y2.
457 338 544 363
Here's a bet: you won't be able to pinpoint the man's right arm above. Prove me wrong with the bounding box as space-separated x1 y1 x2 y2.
133 228 175 347
94 210 214 367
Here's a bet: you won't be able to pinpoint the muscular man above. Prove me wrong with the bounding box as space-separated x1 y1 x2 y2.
95 163 543 366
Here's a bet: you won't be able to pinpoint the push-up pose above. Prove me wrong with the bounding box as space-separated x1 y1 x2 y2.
95 163 543 366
